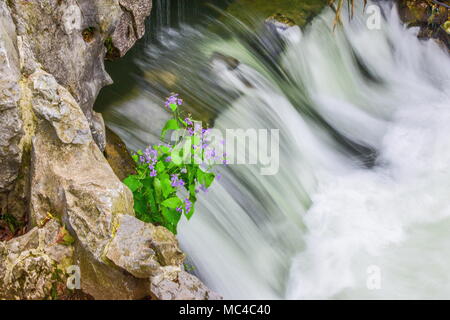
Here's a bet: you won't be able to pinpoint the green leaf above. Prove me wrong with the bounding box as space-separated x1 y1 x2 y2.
197 170 215 189
161 197 182 209
162 207 182 224
161 119 180 140
192 135 201 146
156 161 165 173
134 196 147 217
188 184 197 199
147 192 158 214
140 179 158 214
170 103 178 112
153 177 162 202
162 207 181 234
159 145 171 154
188 166 197 184
159 173 174 198
123 175 143 192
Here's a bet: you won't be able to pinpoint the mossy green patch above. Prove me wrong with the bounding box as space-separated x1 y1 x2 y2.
104 37 120 61
224 0 328 27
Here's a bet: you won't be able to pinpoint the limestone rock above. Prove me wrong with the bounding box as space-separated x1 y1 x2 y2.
91 111 107 152
30 70 92 145
6 0 154 149
150 270 222 300
111 0 153 57
0 219 74 300
0 1 22 193
26 68 147 299
75 242 150 300
106 214 185 279
106 214 162 278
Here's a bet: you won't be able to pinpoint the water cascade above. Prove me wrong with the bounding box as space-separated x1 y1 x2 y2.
103 1 450 299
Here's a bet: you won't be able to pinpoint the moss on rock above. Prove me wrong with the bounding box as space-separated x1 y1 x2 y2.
224 0 328 27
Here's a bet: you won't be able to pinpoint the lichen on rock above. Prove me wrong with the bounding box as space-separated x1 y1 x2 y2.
0 219 74 300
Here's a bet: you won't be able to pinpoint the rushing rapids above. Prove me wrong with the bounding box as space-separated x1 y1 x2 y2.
103 1 450 299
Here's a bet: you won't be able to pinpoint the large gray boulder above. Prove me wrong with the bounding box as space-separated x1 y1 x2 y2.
6 0 152 149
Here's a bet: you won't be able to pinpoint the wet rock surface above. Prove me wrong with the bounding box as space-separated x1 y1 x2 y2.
398 0 449 51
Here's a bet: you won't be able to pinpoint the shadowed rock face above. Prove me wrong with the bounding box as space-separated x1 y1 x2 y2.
104 126 137 181
0 0 220 300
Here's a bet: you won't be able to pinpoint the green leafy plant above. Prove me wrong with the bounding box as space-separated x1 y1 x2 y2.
123 94 225 234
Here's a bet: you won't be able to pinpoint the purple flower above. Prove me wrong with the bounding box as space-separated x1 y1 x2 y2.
201 128 211 137
170 174 185 188
142 147 158 166
165 93 183 109
205 148 216 160
185 117 193 126
165 156 172 162
150 170 157 177
184 198 192 213
176 207 183 213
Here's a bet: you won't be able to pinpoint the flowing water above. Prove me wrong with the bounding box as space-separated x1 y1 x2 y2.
101 1 450 299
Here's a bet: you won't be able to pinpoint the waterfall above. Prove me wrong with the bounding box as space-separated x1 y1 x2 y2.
104 1 450 299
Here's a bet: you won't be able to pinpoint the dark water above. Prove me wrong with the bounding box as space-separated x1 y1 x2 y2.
94 0 230 113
